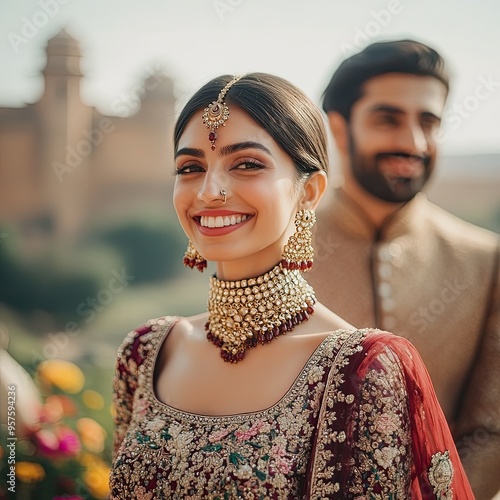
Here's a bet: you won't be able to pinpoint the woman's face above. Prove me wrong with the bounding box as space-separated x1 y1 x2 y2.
173 105 304 280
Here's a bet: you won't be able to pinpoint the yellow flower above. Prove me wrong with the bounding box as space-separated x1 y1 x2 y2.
37 359 85 394
16 462 45 482
76 417 107 453
82 389 104 410
83 459 111 499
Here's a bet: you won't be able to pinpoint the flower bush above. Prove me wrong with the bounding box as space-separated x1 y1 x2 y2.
0 358 112 500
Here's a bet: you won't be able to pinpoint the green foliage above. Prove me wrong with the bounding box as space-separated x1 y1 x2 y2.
89 217 186 285
0 233 106 328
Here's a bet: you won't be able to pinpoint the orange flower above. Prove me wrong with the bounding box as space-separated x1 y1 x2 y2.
37 359 85 394
16 461 45 482
76 417 107 453
82 457 111 499
40 394 78 423
82 389 104 410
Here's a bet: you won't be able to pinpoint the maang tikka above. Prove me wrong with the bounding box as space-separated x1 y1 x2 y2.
202 75 244 150
281 209 316 271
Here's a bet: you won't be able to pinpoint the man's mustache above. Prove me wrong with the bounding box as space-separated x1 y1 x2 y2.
375 152 430 166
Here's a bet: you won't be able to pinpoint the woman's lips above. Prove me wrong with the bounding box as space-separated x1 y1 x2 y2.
199 214 249 228
193 212 253 236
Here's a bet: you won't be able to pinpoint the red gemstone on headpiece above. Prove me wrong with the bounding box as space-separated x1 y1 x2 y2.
208 132 217 142
212 104 219 112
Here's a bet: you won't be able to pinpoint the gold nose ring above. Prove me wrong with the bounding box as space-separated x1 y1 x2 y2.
220 189 227 204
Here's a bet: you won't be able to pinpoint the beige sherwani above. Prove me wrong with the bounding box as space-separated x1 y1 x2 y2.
309 188 500 435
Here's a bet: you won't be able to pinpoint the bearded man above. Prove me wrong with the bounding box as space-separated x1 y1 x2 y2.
309 40 500 499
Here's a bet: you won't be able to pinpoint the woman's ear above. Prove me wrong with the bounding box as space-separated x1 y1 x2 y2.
300 171 328 210
327 111 349 155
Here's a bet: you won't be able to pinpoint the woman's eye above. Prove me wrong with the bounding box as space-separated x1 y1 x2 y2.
175 164 204 175
233 161 266 171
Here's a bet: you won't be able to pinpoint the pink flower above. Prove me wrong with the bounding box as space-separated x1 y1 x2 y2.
374 413 400 436
57 426 81 456
136 398 149 417
235 421 265 442
35 426 81 457
208 428 230 443
270 444 286 458
276 459 291 474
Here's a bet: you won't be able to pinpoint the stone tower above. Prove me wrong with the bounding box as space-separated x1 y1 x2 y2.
37 28 92 240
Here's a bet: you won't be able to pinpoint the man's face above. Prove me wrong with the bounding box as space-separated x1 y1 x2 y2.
347 73 447 203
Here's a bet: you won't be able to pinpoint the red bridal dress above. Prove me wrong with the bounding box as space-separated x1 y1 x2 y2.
109 316 474 499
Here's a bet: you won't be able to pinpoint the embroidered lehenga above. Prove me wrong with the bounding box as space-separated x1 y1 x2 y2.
109 316 473 499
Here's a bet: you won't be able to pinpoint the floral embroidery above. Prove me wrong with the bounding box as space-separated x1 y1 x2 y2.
110 317 346 498
110 319 458 498
308 333 413 498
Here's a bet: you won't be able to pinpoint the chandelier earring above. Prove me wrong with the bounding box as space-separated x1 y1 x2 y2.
183 240 207 272
281 209 316 272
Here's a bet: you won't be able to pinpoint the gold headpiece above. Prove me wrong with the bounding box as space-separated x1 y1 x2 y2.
202 75 243 150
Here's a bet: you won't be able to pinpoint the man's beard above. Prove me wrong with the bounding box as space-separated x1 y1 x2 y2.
348 131 434 203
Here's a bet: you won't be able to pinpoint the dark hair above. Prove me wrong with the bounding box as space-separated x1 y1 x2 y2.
174 73 328 176
322 40 449 121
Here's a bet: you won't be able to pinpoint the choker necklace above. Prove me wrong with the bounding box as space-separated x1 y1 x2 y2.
206 265 316 363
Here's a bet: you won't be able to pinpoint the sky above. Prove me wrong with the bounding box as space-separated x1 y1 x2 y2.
0 0 499 155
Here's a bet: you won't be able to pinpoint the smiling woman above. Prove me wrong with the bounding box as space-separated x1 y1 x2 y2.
109 73 474 498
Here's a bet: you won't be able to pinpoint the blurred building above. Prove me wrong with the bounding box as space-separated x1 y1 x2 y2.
0 29 176 243
0 29 498 245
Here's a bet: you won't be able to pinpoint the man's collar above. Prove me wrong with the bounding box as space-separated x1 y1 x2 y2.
323 187 428 241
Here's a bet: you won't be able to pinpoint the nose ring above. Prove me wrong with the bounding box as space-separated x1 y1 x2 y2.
220 189 227 204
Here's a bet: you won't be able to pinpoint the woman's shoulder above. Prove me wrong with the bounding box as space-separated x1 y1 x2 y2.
116 315 180 364
116 313 209 359
360 329 420 358
321 328 421 370
353 329 427 380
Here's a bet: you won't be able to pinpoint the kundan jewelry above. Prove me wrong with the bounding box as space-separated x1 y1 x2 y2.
206 265 316 363
281 209 316 271
183 240 207 272
202 75 243 151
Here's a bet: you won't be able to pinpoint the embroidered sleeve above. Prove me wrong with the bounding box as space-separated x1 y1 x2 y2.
346 345 412 497
112 325 151 457
307 330 413 498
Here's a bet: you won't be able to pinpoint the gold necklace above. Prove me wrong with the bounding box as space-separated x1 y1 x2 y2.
206 265 316 363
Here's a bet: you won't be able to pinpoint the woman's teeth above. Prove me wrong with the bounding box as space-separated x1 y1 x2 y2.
200 214 248 228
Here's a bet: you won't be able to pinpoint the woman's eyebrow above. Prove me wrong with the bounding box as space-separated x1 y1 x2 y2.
219 141 273 157
175 141 273 159
174 147 205 159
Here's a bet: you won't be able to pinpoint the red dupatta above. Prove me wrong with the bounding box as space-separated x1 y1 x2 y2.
307 330 474 499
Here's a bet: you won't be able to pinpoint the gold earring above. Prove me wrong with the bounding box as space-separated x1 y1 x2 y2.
183 240 207 272
281 209 316 272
